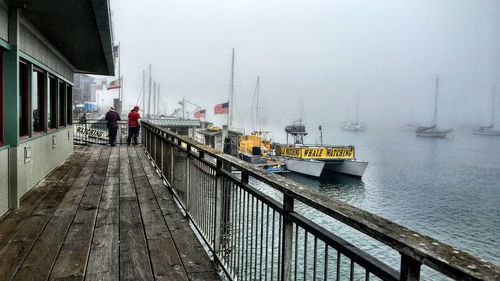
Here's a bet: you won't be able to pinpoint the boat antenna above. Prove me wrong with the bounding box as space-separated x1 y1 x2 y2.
356 90 360 125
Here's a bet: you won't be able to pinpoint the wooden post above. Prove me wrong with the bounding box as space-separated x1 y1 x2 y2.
400 254 421 281
281 194 294 281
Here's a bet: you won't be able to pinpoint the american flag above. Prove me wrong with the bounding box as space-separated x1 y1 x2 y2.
193 109 206 119
214 102 229 115
107 77 121 90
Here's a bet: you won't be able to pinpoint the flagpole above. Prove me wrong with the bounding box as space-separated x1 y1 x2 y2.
118 42 121 113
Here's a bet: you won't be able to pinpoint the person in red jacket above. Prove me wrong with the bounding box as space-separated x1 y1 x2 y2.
127 106 141 145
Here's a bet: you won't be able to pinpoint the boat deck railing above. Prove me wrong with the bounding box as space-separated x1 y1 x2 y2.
141 120 500 281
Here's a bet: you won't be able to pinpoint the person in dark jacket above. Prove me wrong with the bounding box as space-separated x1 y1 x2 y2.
105 107 121 146
127 106 141 145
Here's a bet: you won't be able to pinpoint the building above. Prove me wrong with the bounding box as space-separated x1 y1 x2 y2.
0 0 114 216
148 118 205 139
197 126 242 154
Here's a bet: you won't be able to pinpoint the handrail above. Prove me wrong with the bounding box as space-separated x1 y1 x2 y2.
141 121 500 281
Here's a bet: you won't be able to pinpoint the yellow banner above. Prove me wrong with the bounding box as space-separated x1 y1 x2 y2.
276 147 354 159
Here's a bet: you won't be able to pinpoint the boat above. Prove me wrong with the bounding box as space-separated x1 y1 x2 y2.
276 124 368 178
238 76 285 172
416 76 453 138
342 91 366 132
476 86 500 136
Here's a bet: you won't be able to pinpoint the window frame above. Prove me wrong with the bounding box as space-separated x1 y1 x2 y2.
0 48 3 145
66 84 72 125
32 66 46 134
19 60 30 138
48 75 57 130
58 80 66 127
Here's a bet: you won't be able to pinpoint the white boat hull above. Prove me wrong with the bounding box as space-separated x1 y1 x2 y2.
475 130 500 136
284 158 368 178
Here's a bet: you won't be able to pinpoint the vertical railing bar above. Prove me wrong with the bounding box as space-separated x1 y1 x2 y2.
249 195 254 280
271 210 276 281
213 159 223 256
294 225 299 281
244 191 250 280
277 212 282 281
336 252 341 281
365 269 370 281
237 183 243 279
253 197 259 281
313 237 318 281
265 205 270 281
324 244 329 281
350 260 354 281
303 231 308 281
259 199 267 280
230 181 237 277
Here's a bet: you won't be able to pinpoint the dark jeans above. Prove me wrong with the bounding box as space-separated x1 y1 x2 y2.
127 126 140 145
108 127 118 145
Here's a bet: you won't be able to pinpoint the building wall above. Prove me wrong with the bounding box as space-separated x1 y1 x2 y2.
15 129 74 198
19 17 74 82
0 1 7 41
0 148 9 216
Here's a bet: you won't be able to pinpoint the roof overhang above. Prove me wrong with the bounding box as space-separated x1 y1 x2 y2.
7 0 115 76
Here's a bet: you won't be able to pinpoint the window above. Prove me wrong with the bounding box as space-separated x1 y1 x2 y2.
32 67 46 133
48 76 57 129
58 81 66 127
66 85 72 125
19 61 29 137
0 49 3 144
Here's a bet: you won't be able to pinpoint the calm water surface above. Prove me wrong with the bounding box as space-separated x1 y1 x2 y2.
268 127 500 277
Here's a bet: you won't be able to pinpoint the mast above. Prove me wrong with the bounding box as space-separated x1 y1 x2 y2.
148 65 152 119
157 84 160 117
256 76 260 132
153 82 157 117
492 85 496 127
228 48 235 127
142 69 145 111
433 76 439 127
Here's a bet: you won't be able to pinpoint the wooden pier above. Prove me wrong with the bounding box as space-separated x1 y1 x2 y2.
0 145 219 281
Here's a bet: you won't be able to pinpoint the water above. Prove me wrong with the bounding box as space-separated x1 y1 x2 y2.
262 127 500 278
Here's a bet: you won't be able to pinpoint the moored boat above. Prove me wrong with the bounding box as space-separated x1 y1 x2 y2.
416 76 453 138
475 86 500 136
277 124 368 178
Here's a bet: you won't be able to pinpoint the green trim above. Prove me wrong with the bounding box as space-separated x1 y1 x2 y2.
0 39 13 50
0 144 10 152
18 125 73 145
3 48 19 146
18 52 73 85
28 63 33 137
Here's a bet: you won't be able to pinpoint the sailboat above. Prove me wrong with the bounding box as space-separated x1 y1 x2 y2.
342 91 366 132
476 85 500 136
416 76 453 138
239 76 285 172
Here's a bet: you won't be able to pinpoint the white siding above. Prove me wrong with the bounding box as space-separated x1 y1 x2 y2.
0 1 7 41
16 129 74 198
0 149 8 216
19 18 74 82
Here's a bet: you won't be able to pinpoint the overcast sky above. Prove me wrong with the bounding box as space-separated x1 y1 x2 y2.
103 0 500 133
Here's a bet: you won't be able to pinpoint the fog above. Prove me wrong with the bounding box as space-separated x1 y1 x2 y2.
105 0 500 138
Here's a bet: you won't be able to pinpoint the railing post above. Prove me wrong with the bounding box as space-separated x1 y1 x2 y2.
185 144 191 216
170 136 175 184
214 159 224 255
281 194 294 281
400 254 421 281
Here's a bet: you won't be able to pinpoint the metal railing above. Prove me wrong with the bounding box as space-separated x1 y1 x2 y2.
73 119 141 145
141 121 499 281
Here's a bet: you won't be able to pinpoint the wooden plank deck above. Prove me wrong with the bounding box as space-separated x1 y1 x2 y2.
0 145 219 281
